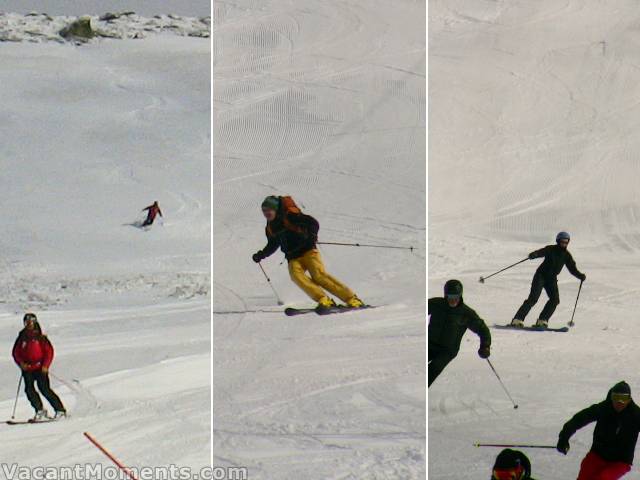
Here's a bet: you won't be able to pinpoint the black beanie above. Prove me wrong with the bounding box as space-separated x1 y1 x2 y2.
612 381 631 395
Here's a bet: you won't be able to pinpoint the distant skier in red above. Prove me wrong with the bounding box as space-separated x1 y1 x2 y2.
141 201 163 227
12 313 66 421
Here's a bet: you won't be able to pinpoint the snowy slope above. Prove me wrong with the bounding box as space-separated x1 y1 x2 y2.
430 0 640 478
213 0 425 478
0 35 210 470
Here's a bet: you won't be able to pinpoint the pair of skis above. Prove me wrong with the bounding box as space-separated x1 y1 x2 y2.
285 304 375 316
6 417 63 425
6 412 67 425
493 324 569 333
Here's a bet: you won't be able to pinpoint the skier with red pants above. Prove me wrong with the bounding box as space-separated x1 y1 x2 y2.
141 201 162 227
557 381 640 480
12 313 66 420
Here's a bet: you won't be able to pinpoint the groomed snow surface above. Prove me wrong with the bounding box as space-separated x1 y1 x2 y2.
430 0 640 478
0 34 210 472
214 0 425 478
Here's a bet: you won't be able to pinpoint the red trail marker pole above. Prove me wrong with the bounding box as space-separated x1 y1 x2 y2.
83 432 138 480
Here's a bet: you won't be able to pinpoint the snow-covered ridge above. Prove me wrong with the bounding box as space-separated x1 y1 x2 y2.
0 12 210 43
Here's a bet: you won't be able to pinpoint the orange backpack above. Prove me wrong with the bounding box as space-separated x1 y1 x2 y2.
280 196 301 215
266 196 305 236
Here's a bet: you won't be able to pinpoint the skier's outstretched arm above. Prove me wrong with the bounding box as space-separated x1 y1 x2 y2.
528 246 548 259
557 403 600 453
466 308 491 357
252 231 279 263
565 253 586 281
261 234 279 257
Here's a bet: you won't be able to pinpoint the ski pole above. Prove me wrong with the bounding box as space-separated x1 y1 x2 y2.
474 443 555 449
479 258 528 283
258 262 284 305
11 375 22 420
486 359 519 409
318 241 414 252
84 432 138 480
568 280 583 327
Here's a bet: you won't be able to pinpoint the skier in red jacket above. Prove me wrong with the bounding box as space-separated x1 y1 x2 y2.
141 201 163 227
12 313 66 420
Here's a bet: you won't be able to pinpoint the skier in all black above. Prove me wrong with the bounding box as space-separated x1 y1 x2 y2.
557 381 640 480
491 449 536 480
141 201 162 227
511 231 586 329
428 279 491 387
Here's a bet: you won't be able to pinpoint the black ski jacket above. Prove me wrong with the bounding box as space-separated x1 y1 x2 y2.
260 211 319 261
529 245 583 279
428 297 491 357
559 382 640 464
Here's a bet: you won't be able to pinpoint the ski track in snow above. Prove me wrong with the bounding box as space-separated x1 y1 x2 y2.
430 0 640 478
214 0 425 478
0 34 210 470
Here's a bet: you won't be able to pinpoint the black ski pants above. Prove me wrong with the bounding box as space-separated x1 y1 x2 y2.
428 345 456 387
514 273 560 322
23 370 65 412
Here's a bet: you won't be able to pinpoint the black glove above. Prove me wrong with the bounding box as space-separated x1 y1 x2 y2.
478 345 490 359
557 437 570 455
528 252 536 260
579 273 586 282
252 251 264 263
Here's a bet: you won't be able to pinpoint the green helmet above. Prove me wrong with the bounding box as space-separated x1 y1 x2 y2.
444 279 463 297
261 196 280 211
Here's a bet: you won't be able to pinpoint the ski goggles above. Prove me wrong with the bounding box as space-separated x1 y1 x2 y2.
23 313 37 323
446 294 461 301
492 466 524 480
612 393 631 403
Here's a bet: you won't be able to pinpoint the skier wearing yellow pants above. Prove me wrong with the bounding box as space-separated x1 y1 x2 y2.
252 196 364 312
